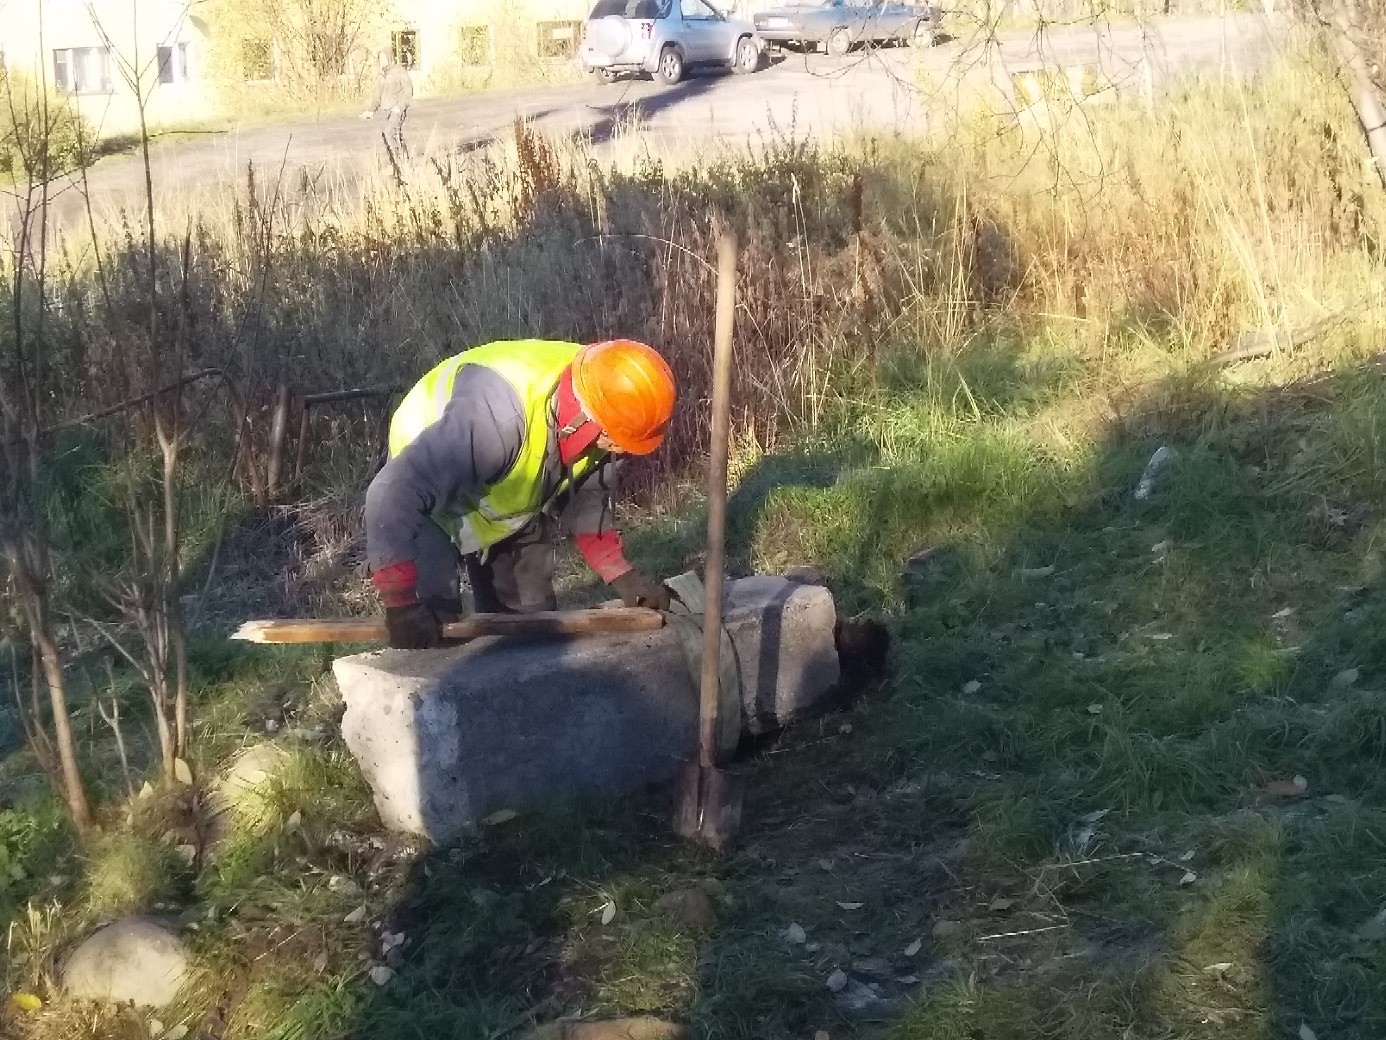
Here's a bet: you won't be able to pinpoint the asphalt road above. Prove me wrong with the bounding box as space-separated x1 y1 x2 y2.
29 13 1285 231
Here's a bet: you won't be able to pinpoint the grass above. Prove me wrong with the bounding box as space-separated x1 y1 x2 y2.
3 38 1386 1040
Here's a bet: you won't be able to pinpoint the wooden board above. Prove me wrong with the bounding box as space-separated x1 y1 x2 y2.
232 607 665 645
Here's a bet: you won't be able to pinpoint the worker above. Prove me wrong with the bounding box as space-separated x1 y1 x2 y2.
365 339 677 650
361 48 414 163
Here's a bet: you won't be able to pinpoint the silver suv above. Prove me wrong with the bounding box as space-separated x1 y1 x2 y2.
581 0 763 85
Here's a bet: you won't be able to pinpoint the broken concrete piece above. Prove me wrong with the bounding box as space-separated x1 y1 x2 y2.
336 577 839 840
62 917 189 1007
726 576 840 735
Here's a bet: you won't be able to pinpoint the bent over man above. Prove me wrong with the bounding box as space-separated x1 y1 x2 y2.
365 339 677 649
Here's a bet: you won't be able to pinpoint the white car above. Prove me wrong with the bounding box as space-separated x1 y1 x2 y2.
581 0 764 86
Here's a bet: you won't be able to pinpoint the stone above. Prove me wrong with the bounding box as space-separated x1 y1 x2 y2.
524 1019 688 1040
62 917 189 1007
204 743 293 855
336 577 839 840
213 743 290 816
651 889 718 932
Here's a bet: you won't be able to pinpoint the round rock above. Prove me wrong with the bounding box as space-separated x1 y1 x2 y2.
63 917 189 1007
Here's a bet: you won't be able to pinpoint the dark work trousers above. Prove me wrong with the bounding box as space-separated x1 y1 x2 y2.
412 516 558 615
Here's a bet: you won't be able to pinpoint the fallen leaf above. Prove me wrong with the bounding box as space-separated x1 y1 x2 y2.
836 901 863 911
313 950 329 973
1017 565 1055 579
1203 962 1234 973
1080 808 1110 824
896 974 920 984
1151 540 1172 554
815 1033 831 1040
817 859 834 872
826 969 849 992
1179 850 1196 862
962 680 982 695
838 723 853 735
989 898 1015 912
481 809 518 826
343 905 367 924
368 965 394 986
1272 607 1296 620
1087 703 1104 715
1332 668 1360 689
1294 775 1310 793
285 810 302 830
1180 871 1198 886
932 919 962 939
600 900 616 925
149 1020 164 1038
138 782 154 800
174 844 196 866
173 758 193 785
903 939 922 957
785 923 807 945
166 1027 189 1040
1299 1025 1317 1040
8 993 41 1013
805 942 821 953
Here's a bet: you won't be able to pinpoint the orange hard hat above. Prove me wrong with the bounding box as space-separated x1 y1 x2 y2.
571 339 676 456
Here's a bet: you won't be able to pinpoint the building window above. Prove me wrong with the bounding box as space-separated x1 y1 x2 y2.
537 21 582 60
52 47 112 95
242 37 274 81
157 42 189 84
458 25 490 66
391 29 418 69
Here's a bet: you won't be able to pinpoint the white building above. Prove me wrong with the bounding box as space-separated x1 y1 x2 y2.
0 0 213 136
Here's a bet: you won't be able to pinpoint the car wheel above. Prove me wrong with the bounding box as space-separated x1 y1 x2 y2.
911 19 938 46
656 45 684 85
826 27 853 57
732 35 759 74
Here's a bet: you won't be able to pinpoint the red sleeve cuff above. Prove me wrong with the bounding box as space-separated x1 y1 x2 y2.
574 531 632 584
371 560 419 608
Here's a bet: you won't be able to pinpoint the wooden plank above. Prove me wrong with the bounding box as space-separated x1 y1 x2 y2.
231 607 664 645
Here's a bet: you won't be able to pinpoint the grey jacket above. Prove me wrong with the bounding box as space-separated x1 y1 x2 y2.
368 64 413 113
365 364 619 571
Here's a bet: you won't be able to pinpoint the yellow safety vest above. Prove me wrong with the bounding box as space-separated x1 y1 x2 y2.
388 340 601 553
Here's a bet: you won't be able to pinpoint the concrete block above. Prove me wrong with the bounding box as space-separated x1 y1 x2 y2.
335 577 839 840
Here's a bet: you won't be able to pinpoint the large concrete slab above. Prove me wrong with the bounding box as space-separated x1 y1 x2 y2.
335 576 839 840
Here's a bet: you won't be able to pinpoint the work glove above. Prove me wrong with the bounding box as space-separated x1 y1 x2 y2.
611 569 673 612
384 602 442 650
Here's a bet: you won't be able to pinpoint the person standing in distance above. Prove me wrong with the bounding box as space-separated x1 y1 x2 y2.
362 48 413 163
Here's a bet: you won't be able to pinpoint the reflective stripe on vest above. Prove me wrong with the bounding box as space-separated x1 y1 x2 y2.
388 340 599 554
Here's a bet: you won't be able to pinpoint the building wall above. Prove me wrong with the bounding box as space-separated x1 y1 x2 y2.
0 0 214 136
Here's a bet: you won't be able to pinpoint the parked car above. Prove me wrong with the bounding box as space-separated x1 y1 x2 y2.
753 0 939 56
581 0 763 85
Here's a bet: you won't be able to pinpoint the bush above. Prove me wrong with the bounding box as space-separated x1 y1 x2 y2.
0 70 92 180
